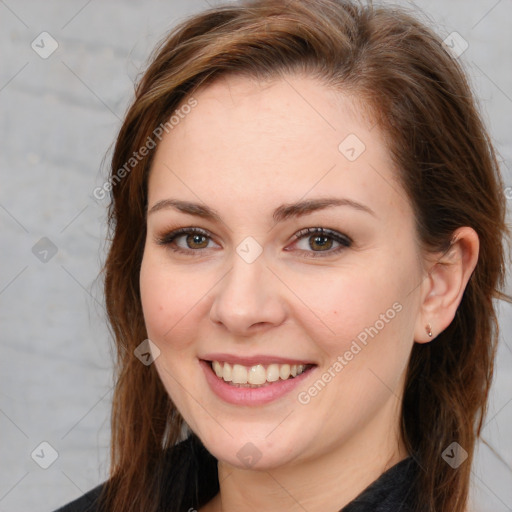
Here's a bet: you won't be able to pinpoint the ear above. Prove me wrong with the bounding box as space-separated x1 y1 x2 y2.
414 227 479 343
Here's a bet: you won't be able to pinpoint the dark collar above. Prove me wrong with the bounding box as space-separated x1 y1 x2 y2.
339 457 417 512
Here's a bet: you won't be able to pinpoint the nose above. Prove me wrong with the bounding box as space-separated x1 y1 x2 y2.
209 251 288 336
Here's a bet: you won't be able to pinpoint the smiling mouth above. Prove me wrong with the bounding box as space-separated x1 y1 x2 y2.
207 360 316 388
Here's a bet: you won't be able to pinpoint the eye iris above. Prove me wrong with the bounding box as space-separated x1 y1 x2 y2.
187 234 208 249
310 235 332 251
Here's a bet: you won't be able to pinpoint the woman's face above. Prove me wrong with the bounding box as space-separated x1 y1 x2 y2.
140 74 425 470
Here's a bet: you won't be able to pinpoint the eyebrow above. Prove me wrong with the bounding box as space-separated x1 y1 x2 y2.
147 197 376 222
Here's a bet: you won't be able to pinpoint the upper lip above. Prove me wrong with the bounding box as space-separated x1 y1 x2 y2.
200 353 316 366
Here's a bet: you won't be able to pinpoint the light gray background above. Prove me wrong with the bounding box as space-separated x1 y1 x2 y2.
1 1 511 511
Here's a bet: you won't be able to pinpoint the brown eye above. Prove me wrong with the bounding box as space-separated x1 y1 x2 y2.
185 233 209 249
290 227 352 258
308 234 334 251
156 227 219 255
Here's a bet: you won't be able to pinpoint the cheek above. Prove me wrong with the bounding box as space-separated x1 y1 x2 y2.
139 252 206 349
293 252 418 360
292 270 399 349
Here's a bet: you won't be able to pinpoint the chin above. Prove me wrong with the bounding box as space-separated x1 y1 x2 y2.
193 423 312 471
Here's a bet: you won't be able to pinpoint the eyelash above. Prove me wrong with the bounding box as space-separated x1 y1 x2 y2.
155 227 352 258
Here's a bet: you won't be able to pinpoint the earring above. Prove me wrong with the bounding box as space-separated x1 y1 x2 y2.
425 323 433 338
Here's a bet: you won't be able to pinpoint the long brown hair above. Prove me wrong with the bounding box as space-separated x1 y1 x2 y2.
101 1 510 510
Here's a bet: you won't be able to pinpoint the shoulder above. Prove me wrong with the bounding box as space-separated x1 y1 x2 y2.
53 482 105 512
51 435 216 512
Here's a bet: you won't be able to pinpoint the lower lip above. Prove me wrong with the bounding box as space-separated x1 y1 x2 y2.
200 360 315 406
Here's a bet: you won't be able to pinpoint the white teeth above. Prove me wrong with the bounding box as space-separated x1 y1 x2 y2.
213 361 223 378
211 360 310 386
279 364 290 380
248 364 266 385
232 364 247 384
266 364 280 382
223 362 233 382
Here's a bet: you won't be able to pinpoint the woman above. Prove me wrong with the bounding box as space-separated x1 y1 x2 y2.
55 0 510 511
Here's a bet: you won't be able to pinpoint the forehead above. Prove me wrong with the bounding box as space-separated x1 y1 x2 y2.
148 74 409 222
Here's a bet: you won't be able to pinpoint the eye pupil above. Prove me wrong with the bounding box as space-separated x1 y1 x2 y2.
310 235 332 251
187 234 208 249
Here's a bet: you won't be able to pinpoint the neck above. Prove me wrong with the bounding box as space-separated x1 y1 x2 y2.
200 399 408 512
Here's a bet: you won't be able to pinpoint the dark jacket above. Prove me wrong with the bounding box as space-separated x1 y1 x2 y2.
54 437 418 512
